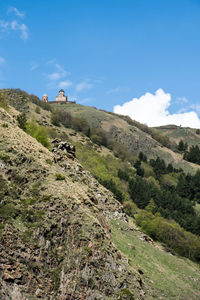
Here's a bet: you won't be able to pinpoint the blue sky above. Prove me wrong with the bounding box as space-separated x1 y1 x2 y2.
1 0 200 127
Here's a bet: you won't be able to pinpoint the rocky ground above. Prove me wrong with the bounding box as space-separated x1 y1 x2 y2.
0 107 145 299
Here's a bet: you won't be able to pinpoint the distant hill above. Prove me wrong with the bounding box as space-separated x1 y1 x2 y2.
51 102 200 174
154 124 200 147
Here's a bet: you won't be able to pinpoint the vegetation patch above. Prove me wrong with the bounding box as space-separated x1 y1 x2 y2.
135 210 200 261
117 288 135 300
111 219 200 299
26 120 51 149
0 91 9 110
55 173 66 180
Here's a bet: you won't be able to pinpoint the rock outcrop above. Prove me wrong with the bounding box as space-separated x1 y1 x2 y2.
52 138 76 161
0 107 145 299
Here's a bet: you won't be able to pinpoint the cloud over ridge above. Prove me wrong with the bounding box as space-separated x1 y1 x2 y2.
113 88 200 128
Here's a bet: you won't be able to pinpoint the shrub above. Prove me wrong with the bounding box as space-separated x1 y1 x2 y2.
35 106 41 114
123 201 138 217
0 203 19 220
117 288 135 300
55 173 66 180
98 177 124 203
178 140 188 152
135 210 200 261
118 169 130 181
90 134 103 145
26 121 50 149
17 112 27 131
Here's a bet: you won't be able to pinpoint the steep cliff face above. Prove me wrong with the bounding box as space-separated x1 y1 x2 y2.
0 107 144 299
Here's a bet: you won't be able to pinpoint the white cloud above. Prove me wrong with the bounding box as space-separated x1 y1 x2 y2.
0 7 28 40
76 81 93 92
0 19 28 40
113 88 200 128
10 21 28 40
19 23 28 40
58 80 72 88
8 7 25 18
47 64 69 81
0 57 5 65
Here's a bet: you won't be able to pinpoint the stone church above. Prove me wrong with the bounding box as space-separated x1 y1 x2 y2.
55 89 67 102
42 89 75 104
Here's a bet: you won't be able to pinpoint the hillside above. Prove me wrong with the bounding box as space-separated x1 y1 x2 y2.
1 89 200 299
0 106 145 299
51 102 200 174
154 125 200 147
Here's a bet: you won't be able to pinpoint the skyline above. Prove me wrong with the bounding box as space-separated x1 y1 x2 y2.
1 0 200 127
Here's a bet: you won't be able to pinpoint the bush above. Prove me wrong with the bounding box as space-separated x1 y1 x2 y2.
135 210 200 261
0 203 19 220
178 140 188 152
123 201 138 217
90 134 103 146
98 177 124 203
55 173 66 180
35 106 41 114
26 121 50 149
17 112 27 131
118 169 130 181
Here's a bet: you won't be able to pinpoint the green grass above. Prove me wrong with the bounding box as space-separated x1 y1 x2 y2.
154 127 200 147
110 219 200 300
51 102 115 128
76 141 120 180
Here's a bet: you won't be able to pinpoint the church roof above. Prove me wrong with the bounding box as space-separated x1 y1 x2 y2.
59 89 64 93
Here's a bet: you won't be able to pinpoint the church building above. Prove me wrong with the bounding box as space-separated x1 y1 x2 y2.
42 89 75 104
42 93 48 102
55 89 67 102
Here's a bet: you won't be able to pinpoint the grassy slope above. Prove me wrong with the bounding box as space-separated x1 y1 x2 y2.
0 106 144 299
39 102 200 299
154 126 200 147
111 219 200 300
2 92 200 298
51 103 200 174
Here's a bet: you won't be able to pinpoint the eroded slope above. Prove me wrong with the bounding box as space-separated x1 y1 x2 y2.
0 107 144 299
